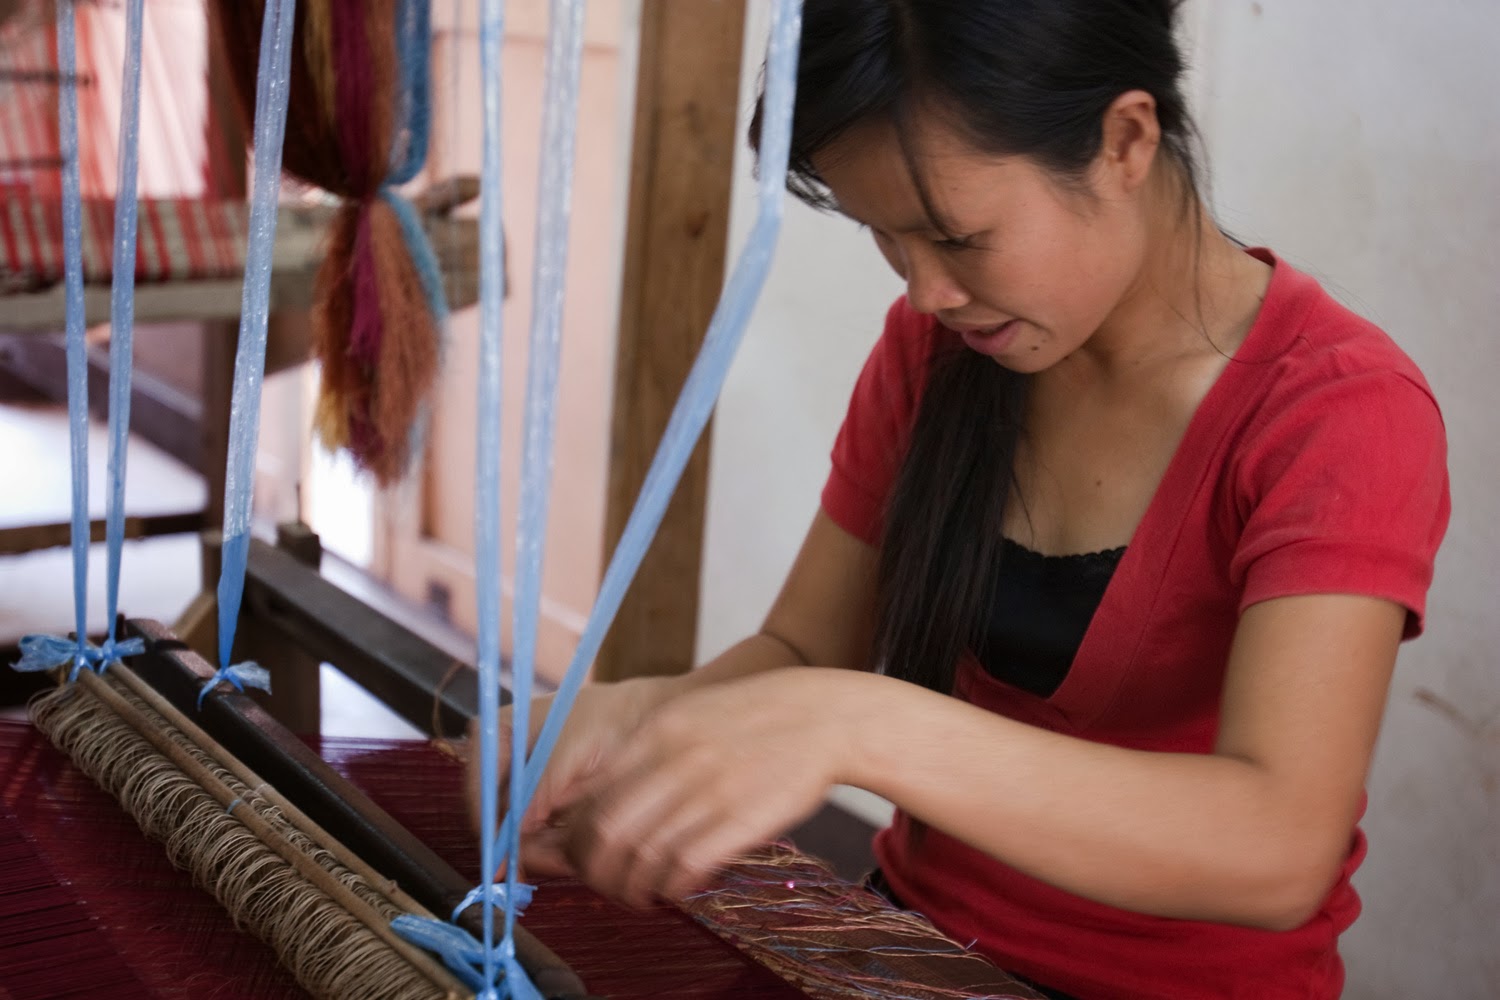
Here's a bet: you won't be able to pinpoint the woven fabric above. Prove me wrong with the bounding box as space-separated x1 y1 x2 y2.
0 197 249 293
0 721 805 999
0 719 1039 1000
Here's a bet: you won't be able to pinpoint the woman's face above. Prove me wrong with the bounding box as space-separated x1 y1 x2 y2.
812 116 1151 373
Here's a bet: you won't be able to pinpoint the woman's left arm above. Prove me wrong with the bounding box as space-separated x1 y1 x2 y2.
565 592 1406 929
852 592 1406 930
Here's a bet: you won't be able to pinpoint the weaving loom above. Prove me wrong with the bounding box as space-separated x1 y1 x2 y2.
4 1 1047 998
2 619 1043 1000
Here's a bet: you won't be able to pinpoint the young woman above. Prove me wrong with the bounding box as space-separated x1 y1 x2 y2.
473 2 1450 997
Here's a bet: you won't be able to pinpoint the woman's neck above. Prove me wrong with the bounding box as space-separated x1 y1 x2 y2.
1064 186 1272 385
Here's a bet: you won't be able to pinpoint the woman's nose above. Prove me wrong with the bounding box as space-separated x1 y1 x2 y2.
902 247 968 316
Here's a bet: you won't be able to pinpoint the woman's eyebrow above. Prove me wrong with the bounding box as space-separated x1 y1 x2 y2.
833 204 955 236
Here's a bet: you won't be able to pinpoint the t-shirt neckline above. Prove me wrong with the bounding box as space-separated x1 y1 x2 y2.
971 248 1313 725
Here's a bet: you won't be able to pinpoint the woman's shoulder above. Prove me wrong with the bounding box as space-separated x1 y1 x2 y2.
1250 252 1438 407
1222 256 1451 636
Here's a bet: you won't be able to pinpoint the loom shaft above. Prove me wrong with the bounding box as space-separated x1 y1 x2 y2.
122 618 597 1000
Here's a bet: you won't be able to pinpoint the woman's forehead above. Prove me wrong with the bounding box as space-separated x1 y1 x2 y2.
813 118 1038 231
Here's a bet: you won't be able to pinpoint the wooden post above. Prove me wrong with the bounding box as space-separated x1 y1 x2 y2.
594 1 748 682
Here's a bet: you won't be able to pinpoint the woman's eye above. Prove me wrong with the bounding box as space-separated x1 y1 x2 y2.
935 234 980 252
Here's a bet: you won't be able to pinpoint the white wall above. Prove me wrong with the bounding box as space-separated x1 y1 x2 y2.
699 2 1498 995
696 5 903 667
1188 3 1500 996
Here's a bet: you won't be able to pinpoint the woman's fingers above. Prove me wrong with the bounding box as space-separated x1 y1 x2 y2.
519 822 578 879
574 770 709 907
556 672 847 906
464 715 517 835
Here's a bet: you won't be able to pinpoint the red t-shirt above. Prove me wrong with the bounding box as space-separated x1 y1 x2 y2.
820 251 1450 1000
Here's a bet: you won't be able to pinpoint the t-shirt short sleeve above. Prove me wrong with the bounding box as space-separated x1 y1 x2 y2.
821 298 938 546
1231 371 1450 637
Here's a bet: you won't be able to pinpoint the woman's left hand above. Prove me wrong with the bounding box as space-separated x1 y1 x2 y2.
561 666 867 907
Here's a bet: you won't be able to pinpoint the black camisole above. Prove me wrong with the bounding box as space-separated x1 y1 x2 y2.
974 539 1126 698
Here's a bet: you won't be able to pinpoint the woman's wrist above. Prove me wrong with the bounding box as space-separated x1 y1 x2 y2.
747 666 890 790
658 632 812 700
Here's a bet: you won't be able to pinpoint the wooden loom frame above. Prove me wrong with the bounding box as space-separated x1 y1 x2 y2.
3 0 743 694
5 4 998 994
106 616 597 1000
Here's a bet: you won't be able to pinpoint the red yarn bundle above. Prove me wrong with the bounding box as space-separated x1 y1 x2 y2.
213 0 441 485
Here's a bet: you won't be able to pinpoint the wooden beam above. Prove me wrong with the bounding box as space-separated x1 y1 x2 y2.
0 511 203 556
242 538 480 738
0 335 203 469
595 0 747 682
121 619 592 1000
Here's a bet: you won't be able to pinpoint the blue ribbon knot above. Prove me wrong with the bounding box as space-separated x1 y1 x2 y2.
14 633 147 682
450 880 534 924
95 635 147 673
392 913 543 1000
196 662 273 708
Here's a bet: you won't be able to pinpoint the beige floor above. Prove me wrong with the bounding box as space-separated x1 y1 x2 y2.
0 399 418 739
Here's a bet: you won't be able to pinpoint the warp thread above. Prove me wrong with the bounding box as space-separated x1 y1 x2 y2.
28 677 455 1000
211 0 446 486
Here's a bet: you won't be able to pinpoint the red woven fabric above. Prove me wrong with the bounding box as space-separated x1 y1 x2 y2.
0 720 803 1000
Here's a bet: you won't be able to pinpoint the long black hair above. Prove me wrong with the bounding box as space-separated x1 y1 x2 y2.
752 0 1200 694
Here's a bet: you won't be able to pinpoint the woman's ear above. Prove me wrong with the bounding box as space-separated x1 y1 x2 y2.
1096 89 1164 197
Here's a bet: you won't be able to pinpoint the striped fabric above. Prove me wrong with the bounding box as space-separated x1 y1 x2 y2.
1 1 219 295
0 13 63 200
0 196 249 293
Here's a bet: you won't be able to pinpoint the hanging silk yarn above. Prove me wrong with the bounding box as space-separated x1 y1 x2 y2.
214 0 446 486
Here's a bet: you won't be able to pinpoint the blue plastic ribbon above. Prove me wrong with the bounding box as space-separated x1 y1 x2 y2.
12 634 92 679
13 0 157 686
489 0 805 872
208 0 297 708
492 0 587 977
470 0 510 994
395 3 524 994
58 0 90 667
100 0 146 659
404 3 804 995
12 1 94 686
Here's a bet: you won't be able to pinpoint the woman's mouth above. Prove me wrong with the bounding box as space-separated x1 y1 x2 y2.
950 319 1021 353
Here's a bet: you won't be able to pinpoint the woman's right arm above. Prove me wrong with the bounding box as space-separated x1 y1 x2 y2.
673 508 881 694
471 509 880 866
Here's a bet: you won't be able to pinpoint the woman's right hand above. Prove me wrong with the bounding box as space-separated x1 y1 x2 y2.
465 675 680 878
